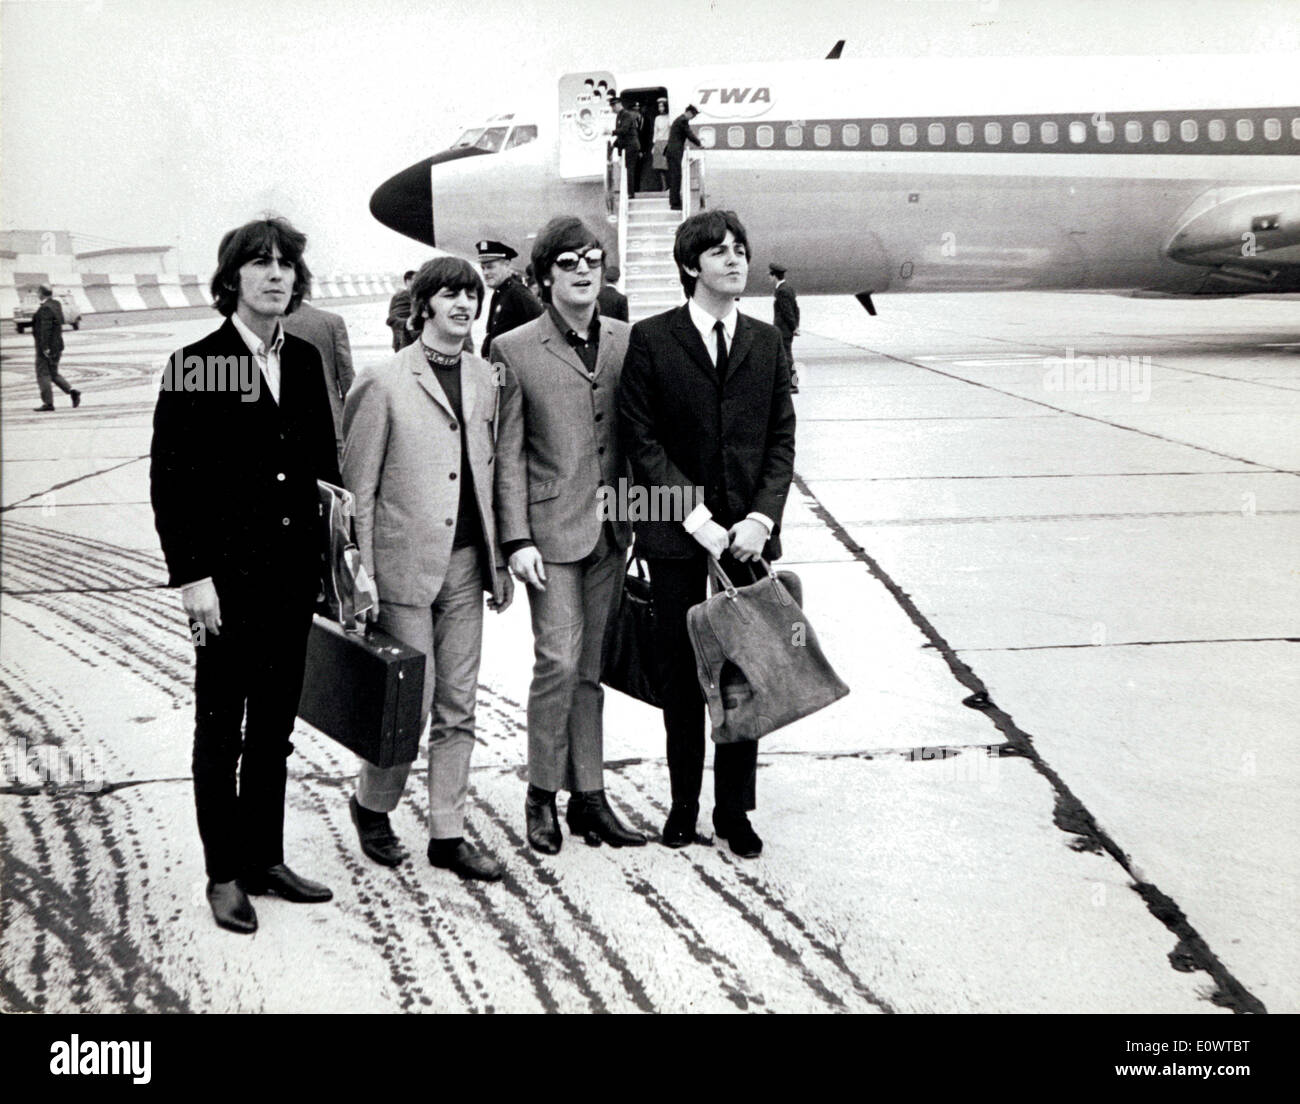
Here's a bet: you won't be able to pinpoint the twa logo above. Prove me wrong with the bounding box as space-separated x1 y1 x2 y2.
694 84 773 119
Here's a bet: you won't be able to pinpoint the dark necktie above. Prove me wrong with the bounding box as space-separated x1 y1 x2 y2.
714 320 728 377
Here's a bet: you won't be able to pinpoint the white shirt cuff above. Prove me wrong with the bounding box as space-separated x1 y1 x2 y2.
682 502 713 534
180 576 214 594
746 512 774 535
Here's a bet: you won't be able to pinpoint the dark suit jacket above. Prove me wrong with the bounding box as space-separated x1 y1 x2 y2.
481 274 543 359
614 108 642 151
618 306 796 560
597 285 629 323
282 302 355 444
150 318 341 596
665 114 701 157
33 299 65 356
773 282 800 337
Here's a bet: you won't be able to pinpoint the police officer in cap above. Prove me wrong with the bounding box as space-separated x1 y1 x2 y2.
477 239 543 359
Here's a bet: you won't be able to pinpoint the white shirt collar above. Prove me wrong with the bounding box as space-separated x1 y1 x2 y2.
230 311 284 359
687 297 738 357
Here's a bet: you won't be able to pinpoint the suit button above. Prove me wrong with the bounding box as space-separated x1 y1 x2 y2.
591 382 598 391
449 422 458 431
594 412 603 422
449 472 457 480
282 517 291 526
445 518 454 527
598 446 606 455
487 456 494 465
276 473 286 481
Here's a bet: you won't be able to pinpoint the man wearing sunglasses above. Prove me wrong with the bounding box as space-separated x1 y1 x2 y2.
492 217 646 855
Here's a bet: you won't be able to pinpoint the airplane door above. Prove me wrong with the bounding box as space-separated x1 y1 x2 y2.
560 71 617 180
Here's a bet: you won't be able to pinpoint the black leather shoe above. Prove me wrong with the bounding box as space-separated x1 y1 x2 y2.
240 863 334 902
713 811 763 858
569 790 646 847
526 786 562 854
428 838 503 882
661 803 710 849
206 879 257 933
70 389 82 408
32 404 55 412
565 795 603 847
349 794 407 867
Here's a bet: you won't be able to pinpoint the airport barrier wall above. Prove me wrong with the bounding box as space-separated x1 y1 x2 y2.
2 272 399 321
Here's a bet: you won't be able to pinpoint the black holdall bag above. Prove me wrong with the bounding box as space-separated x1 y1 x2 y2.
602 554 662 708
686 557 849 743
297 481 425 769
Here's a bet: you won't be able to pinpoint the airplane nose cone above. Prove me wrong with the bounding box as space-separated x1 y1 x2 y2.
369 147 494 249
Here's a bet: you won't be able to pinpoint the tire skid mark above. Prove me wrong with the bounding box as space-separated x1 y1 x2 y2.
2 530 160 592
625 874 763 1011
48 796 96 1007
290 774 455 1013
467 784 656 1013
15 800 54 1010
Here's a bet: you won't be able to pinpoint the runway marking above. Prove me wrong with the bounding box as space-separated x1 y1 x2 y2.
0 455 147 513
958 636 1299 652
806 469 1265 482
834 508 1300 527
792 470 1267 1014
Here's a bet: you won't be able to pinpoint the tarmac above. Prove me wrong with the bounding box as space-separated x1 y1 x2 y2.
1 289 1296 1014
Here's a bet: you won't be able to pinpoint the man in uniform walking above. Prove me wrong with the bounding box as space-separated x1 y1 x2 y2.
478 240 542 360
31 286 80 411
665 104 702 211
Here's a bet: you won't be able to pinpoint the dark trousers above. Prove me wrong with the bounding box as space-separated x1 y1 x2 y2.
35 353 73 407
622 146 639 197
666 152 683 209
646 552 759 815
190 582 316 882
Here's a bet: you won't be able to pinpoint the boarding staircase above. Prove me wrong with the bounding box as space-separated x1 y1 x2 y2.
623 196 683 322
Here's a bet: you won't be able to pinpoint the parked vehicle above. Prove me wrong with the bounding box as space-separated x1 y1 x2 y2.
14 291 82 333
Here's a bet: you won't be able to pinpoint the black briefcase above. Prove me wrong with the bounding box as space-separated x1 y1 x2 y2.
602 557 662 707
297 616 425 768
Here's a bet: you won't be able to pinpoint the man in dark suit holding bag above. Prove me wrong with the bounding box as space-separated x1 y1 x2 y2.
618 209 796 857
150 217 341 933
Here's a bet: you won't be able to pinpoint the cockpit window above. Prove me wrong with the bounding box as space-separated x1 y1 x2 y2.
453 128 485 149
504 124 538 150
451 126 511 153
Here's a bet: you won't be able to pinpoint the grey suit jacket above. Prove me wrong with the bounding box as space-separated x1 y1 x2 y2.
342 342 512 607
492 311 632 563
283 302 355 444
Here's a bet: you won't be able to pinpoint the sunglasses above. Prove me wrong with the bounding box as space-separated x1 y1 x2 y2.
553 248 605 272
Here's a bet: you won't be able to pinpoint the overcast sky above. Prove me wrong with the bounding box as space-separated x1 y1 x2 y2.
2 0 1295 274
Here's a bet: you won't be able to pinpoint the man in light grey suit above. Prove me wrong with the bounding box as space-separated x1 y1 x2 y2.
493 217 646 855
343 257 516 882
282 299 355 462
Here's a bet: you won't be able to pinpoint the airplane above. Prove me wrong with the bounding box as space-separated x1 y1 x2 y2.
369 49 1300 312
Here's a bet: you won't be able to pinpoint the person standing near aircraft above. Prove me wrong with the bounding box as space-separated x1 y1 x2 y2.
664 104 702 211
386 269 417 352
150 217 341 933
343 256 516 882
769 262 800 393
283 299 355 463
598 263 629 322
650 97 671 192
618 209 796 856
493 217 646 855
611 95 642 199
478 239 543 360
31 286 80 412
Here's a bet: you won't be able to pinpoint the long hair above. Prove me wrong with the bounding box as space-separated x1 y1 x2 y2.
673 209 750 298
209 217 312 317
408 256 485 328
529 216 602 305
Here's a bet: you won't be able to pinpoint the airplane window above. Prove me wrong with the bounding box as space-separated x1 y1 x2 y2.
786 125 804 147
842 123 860 146
1263 117 1281 140
957 122 974 145
453 127 485 149
1236 119 1253 141
1040 121 1058 143
1207 119 1226 142
699 126 716 148
814 125 832 147
1153 120 1170 142
1180 119 1198 142
1068 121 1086 143
984 121 1002 144
1125 120 1142 142
899 123 917 145
1012 122 1029 144
727 125 745 148
757 125 774 148
472 127 509 153
1293 118 1300 140
928 123 945 145
1096 120 1114 143
871 123 889 146
504 124 538 150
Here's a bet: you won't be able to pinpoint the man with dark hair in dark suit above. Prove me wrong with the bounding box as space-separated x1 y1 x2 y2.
31 286 80 412
769 262 801 393
618 209 796 857
597 263 629 322
664 104 702 211
150 217 341 934
386 269 418 351
478 239 543 359
611 95 642 198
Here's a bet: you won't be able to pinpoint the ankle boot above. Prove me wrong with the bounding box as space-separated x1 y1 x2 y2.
569 790 647 848
525 785 562 854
